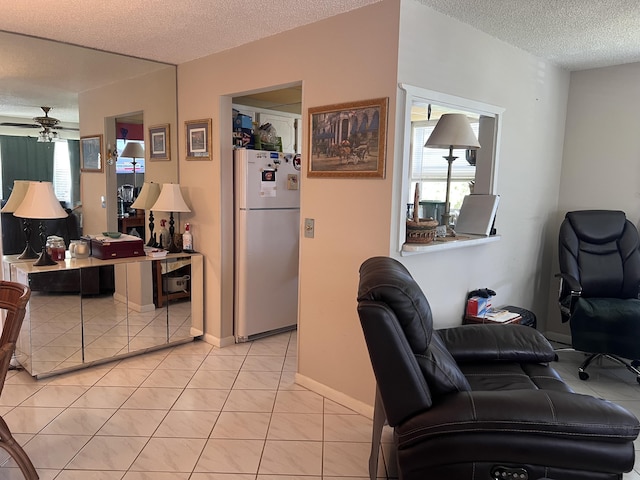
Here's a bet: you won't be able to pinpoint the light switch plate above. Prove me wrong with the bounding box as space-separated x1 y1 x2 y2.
304 218 314 238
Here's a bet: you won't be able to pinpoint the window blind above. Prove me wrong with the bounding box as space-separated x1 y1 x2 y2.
411 121 478 181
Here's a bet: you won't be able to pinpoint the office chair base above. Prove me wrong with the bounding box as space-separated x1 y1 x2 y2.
578 353 640 384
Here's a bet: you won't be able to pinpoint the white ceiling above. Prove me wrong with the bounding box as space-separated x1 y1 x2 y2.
1 0 640 126
1 0 639 70
418 0 640 71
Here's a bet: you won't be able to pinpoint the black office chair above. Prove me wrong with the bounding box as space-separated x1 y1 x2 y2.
557 210 640 383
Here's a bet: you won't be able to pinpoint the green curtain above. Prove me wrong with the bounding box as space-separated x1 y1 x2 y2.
0 135 55 199
67 139 81 206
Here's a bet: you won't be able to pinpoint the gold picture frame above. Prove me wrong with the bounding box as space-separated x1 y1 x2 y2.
185 118 212 161
149 123 170 161
308 97 388 178
80 134 104 172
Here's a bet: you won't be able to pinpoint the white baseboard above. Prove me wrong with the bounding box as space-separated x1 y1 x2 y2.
202 333 236 348
295 372 374 419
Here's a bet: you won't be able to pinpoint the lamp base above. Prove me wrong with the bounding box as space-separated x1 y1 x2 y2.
33 249 58 266
17 243 39 260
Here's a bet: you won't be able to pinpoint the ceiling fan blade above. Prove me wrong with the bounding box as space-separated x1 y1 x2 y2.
0 122 40 128
53 125 79 131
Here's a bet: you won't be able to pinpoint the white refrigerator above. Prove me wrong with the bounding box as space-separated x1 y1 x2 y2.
234 149 301 341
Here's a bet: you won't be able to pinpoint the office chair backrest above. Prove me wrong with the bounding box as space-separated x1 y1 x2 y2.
559 210 640 299
357 256 470 425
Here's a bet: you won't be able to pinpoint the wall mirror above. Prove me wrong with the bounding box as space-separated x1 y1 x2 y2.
397 84 504 252
0 30 178 250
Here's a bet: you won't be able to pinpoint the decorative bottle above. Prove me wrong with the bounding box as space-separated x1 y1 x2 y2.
182 223 193 252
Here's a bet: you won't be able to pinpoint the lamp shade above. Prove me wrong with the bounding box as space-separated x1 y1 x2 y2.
425 113 481 150
151 183 191 213
13 181 68 219
130 182 161 209
1 180 31 213
120 142 145 158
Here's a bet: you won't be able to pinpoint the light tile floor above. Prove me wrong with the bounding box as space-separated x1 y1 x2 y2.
0 332 638 479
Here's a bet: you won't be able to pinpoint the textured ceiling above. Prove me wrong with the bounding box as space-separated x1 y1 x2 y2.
0 0 382 65
1 0 638 70
418 0 640 71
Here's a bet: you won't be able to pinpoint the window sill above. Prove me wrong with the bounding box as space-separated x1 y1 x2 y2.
401 234 501 256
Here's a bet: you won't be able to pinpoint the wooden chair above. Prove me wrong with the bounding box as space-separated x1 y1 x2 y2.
0 281 38 479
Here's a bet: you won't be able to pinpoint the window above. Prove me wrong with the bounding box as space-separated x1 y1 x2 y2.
53 141 71 204
410 117 479 219
398 85 504 252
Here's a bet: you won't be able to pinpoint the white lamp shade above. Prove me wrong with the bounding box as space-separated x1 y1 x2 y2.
131 182 161 209
120 142 145 158
1 180 31 213
425 113 481 150
151 183 191 213
13 181 68 219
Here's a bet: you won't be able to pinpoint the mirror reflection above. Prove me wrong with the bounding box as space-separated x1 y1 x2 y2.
0 30 178 251
11 255 196 378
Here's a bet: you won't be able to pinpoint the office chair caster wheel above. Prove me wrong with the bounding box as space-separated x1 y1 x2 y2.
579 370 589 381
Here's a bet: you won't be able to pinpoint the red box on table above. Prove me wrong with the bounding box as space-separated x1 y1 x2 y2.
90 234 145 259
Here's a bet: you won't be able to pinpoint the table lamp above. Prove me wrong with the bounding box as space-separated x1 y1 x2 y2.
131 181 161 247
13 181 68 266
424 113 480 228
1 180 38 259
120 142 145 192
150 183 191 253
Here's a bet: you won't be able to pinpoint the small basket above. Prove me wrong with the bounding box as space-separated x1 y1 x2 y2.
406 218 439 244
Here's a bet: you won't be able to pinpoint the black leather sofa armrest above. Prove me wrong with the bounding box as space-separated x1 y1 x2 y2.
437 324 556 363
397 389 640 448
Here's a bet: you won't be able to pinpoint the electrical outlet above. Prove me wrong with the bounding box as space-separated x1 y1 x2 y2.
304 218 315 238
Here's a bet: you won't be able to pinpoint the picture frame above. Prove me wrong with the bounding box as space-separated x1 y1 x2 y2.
149 124 170 161
308 97 388 178
185 118 212 160
80 134 103 172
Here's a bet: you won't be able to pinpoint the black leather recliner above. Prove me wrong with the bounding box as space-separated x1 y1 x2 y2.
357 256 639 480
558 210 640 383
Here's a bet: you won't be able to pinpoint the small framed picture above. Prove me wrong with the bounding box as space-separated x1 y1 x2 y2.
80 134 103 172
185 118 212 160
149 124 170 161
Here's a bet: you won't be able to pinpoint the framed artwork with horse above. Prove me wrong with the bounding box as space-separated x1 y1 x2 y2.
308 97 388 178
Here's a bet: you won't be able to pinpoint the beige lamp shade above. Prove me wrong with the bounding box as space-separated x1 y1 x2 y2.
13 181 68 219
151 183 191 213
1 180 31 213
425 113 481 150
120 142 145 159
131 182 161 209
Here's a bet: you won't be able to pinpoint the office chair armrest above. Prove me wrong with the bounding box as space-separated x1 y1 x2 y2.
397 389 640 448
555 272 582 295
437 324 556 363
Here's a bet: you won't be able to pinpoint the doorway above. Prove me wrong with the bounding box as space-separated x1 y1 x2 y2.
229 84 303 342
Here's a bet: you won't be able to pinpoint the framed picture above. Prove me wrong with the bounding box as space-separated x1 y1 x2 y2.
149 124 170 161
80 134 103 172
308 97 388 178
185 118 212 160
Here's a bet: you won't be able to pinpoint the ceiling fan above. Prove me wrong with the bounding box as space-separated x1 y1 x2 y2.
0 106 79 141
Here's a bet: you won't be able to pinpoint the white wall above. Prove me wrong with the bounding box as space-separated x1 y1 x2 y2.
394 0 570 332
545 62 640 337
